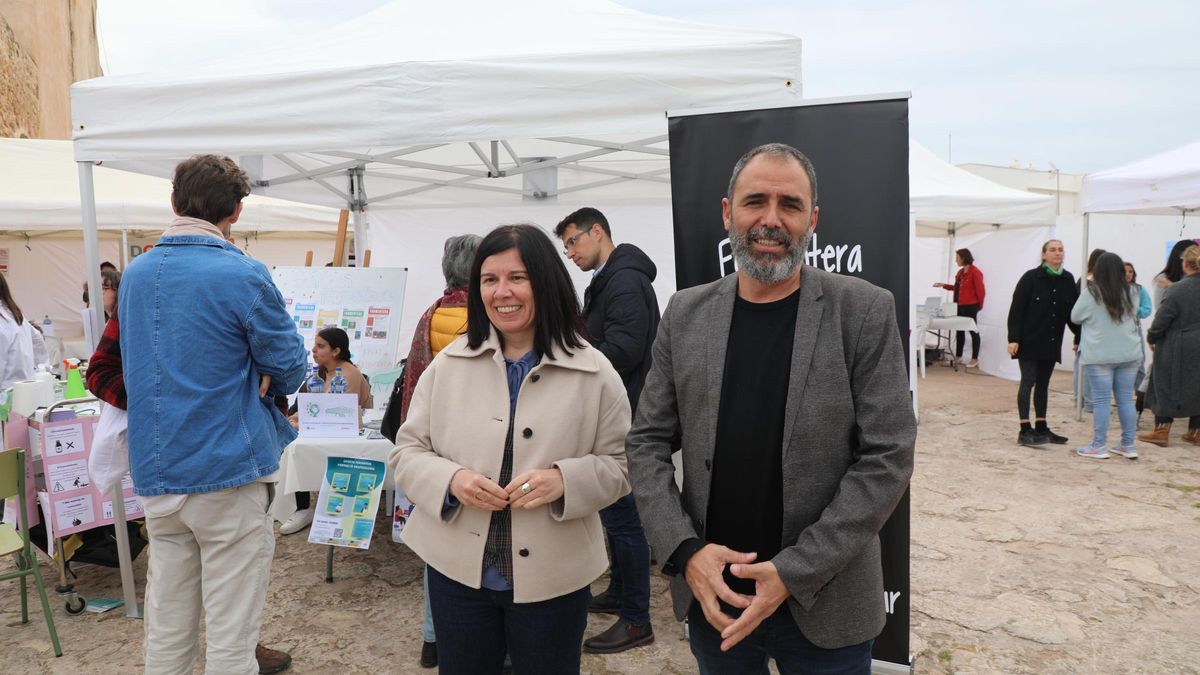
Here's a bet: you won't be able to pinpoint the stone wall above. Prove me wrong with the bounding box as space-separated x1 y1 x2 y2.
0 17 40 138
0 0 101 139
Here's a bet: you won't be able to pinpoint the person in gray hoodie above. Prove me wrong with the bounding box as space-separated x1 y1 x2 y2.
1070 252 1143 460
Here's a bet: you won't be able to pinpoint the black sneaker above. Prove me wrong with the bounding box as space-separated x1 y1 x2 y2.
1041 429 1068 444
1018 429 1047 447
588 590 621 614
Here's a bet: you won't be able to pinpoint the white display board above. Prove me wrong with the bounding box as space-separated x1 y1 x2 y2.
271 266 407 378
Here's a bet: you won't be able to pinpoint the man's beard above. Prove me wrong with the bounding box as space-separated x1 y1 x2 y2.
729 223 810 285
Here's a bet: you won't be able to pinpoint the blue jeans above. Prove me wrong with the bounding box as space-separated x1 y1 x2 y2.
687 602 873 675
1074 354 1094 413
422 565 435 643
598 493 652 625
427 565 590 675
1084 360 1139 447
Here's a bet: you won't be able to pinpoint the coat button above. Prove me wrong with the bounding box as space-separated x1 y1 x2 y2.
530 373 540 382
522 427 533 438
704 459 712 471
518 548 530 557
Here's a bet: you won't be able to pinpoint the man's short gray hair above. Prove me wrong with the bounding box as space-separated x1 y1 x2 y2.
726 143 818 206
442 234 482 289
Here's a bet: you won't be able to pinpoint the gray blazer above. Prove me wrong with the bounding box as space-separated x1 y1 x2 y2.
627 267 916 649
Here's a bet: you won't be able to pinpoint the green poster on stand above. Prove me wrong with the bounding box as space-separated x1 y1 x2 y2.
308 456 385 549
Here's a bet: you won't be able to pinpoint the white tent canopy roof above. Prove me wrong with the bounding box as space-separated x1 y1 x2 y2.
910 140 1056 235
1080 138 1200 215
0 138 339 233
71 0 802 171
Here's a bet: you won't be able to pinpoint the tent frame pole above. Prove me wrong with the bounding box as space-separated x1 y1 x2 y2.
78 161 105 352
1076 212 1090 420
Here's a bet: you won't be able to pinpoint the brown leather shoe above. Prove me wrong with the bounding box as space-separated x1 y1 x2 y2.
1137 422 1172 447
256 644 292 674
1183 429 1200 446
583 619 655 654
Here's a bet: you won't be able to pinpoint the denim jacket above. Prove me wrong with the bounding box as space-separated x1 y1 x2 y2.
118 234 308 495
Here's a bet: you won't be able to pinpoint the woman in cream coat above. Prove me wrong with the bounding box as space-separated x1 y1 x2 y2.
390 224 631 675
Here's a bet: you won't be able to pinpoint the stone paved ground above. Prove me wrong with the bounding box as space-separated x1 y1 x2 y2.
3 365 1198 673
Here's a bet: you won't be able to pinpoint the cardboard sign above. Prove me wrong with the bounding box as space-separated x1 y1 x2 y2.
297 393 360 438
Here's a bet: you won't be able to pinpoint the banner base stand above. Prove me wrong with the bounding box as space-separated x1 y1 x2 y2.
872 657 913 675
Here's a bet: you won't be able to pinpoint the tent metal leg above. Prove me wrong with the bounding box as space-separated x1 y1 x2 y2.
77 161 105 353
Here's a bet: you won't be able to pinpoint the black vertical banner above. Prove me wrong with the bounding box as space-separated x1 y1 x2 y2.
668 96 911 669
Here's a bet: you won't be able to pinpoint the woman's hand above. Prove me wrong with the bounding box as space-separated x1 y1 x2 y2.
450 469 509 512
287 412 299 430
1007 342 1019 357
506 468 565 510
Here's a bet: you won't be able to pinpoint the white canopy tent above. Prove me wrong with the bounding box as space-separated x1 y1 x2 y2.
908 140 1057 381
70 0 803 345
0 138 341 337
911 140 1057 237
1078 138 1200 278
0 138 339 234
1080 138 1200 215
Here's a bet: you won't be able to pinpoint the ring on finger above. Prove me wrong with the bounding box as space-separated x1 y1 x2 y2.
520 481 532 495
475 490 486 501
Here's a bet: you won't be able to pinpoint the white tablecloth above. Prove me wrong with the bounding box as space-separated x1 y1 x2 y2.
927 315 978 333
270 436 396 522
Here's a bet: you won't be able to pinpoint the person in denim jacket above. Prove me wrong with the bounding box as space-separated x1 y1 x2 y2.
118 155 307 675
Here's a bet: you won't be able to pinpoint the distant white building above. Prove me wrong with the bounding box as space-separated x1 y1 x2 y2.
958 164 1084 217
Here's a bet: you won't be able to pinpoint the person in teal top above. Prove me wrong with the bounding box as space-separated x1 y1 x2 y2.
1070 252 1143 460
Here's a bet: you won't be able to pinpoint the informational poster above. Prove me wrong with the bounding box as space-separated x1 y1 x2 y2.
297 393 360 438
309 456 386 549
38 416 142 537
272 266 408 380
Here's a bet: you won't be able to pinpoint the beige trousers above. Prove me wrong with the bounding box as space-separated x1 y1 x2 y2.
143 483 275 675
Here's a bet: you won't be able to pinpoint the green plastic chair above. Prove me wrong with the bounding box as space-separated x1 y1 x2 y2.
0 448 63 657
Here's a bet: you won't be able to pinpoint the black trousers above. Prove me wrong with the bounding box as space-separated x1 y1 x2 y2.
1154 415 1200 429
1017 358 1056 420
955 304 980 360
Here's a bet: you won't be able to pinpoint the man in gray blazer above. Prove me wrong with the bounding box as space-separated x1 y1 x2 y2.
628 143 915 673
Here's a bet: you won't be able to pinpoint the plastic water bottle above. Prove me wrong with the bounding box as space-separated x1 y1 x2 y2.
41 314 55 337
329 367 349 394
306 365 324 393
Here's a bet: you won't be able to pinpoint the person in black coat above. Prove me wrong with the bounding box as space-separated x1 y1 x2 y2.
556 207 659 654
1007 239 1080 447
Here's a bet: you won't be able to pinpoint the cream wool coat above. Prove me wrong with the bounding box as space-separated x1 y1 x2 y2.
389 331 631 603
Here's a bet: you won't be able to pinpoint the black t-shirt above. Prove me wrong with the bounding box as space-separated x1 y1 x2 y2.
706 288 799 596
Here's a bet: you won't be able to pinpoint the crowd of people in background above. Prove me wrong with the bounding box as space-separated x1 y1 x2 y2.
3 140 1195 674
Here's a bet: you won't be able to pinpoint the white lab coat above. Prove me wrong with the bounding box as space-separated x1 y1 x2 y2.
1 302 48 391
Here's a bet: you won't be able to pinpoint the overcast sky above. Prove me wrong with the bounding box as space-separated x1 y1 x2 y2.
96 0 1197 174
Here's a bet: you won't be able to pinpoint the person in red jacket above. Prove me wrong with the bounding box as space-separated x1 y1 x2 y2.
934 248 985 367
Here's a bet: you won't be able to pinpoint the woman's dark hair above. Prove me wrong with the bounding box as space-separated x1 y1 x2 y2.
1088 252 1134 322
0 273 24 325
1086 248 1107 275
956 248 974 266
101 270 121 293
317 326 353 363
1159 239 1199 283
466 224 585 358
1124 261 1138 285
